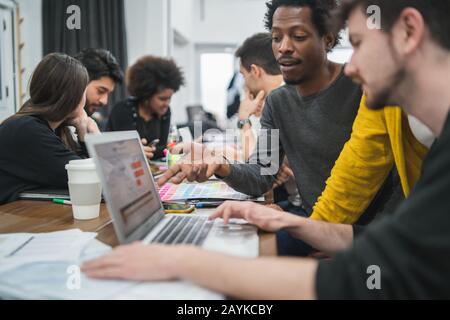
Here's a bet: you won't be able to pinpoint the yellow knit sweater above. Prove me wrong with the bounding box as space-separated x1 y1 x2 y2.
311 96 429 224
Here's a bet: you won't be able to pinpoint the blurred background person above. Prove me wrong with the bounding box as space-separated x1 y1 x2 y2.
74 48 124 130
106 55 185 160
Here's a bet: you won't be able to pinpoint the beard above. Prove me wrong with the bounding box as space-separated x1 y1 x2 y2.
283 74 307 86
366 85 394 110
365 39 407 110
365 67 406 110
85 103 105 116
84 105 94 116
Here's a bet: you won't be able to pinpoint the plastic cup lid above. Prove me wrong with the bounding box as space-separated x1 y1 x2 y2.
65 158 96 171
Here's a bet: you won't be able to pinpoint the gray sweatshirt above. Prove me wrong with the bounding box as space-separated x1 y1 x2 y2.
223 70 362 214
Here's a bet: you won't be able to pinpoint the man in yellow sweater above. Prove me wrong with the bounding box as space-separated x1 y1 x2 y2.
311 95 431 224
267 94 432 255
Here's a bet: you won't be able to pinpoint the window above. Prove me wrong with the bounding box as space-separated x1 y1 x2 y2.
328 29 353 64
196 45 237 126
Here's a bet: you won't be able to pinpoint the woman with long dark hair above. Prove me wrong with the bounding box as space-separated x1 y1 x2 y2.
0 53 100 204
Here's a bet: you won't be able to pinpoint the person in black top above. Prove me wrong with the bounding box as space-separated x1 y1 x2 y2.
0 53 100 205
106 55 185 160
83 0 450 299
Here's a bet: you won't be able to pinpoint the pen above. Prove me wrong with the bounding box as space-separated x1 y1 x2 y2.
195 202 223 209
53 198 72 205
7 236 34 257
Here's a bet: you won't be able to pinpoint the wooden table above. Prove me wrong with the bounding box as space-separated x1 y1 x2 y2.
0 201 277 256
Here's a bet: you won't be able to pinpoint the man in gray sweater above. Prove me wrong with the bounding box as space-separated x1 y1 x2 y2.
159 0 370 255
158 1 362 209
160 0 360 209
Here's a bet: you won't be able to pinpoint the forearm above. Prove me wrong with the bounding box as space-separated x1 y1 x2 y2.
222 108 281 196
280 214 354 255
240 126 257 161
221 163 275 197
171 247 317 300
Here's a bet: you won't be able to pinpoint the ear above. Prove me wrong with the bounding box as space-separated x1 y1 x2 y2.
323 33 336 52
250 64 262 78
393 8 425 55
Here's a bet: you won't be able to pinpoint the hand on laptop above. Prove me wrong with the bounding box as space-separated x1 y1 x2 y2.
81 242 190 281
157 142 231 186
209 201 294 233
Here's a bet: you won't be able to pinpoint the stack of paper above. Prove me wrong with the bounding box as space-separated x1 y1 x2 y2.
0 229 138 299
0 229 97 273
0 229 225 300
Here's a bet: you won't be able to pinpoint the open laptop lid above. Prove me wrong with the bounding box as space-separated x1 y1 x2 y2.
85 131 165 244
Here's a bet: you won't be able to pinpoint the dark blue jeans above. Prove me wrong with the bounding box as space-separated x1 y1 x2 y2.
275 201 314 257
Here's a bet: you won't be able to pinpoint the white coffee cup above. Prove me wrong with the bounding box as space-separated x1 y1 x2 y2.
65 158 102 220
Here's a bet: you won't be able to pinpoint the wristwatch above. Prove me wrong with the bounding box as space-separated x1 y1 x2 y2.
237 118 252 129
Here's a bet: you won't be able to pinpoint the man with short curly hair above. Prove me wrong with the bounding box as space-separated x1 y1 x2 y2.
106 55 185 160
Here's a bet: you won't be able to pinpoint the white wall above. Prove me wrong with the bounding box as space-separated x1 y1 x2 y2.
171 0 194 41
193 0 267 45
170 0 196 124
125 0 171 65
171 40 195 124
16 0 42 102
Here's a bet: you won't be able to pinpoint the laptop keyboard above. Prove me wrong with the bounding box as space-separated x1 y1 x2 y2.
151 215 213 246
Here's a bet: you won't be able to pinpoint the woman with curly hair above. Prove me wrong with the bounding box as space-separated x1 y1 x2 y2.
106 56 185 160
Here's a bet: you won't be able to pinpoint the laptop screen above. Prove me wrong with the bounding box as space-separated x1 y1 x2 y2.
93 138 162 237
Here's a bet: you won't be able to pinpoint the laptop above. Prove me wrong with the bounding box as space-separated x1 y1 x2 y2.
19 188 71 201
85 131 258 258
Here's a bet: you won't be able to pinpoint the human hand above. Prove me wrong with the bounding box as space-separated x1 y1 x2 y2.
272 161 294 189
238 89 265 120
141 138 156 160
81 242 188 281
209 201 291 232
157 142 230 186
67 110 94 141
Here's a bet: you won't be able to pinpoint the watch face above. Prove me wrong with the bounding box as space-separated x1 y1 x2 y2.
238 119 251 129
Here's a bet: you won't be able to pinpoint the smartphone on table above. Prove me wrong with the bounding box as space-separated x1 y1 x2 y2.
163 202 195 214
150 139 160 147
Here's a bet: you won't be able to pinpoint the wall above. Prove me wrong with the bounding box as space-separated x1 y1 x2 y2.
193 0 267 45
170 0 196 124
125 0 171 65
171 0 194 41
16 0 42 101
